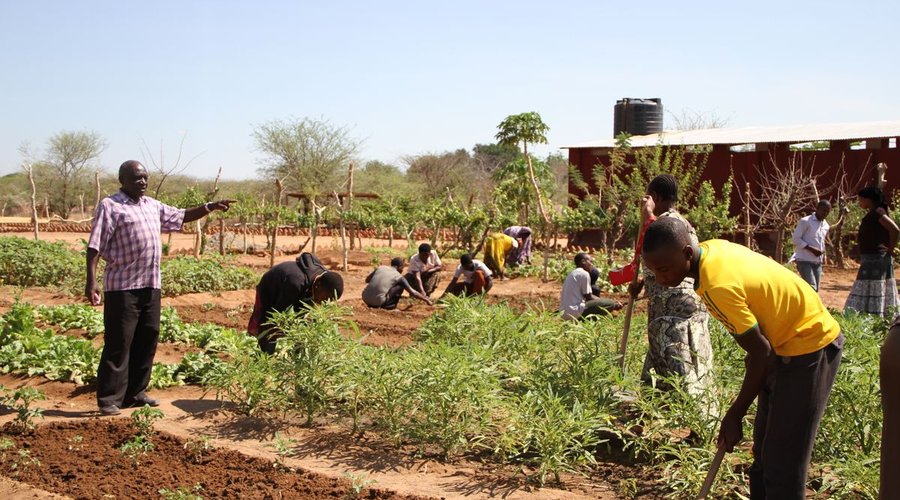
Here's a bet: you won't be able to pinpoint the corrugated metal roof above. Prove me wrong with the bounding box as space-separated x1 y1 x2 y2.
562 120 900 149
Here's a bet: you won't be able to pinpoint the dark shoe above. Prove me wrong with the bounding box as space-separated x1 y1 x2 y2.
99 405 121 416
124 395 159 408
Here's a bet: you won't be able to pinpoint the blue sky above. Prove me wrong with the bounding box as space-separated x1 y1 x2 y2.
1 0 897 179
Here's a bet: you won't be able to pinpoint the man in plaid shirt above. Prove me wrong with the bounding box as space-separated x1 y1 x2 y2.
86 160 234 415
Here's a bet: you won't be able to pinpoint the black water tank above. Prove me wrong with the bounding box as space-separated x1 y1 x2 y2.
613 98 663 137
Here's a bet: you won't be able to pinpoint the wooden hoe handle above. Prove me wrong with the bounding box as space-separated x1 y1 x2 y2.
697 445 726 499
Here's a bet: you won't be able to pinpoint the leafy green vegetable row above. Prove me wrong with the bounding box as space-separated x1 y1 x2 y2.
0 236 258 296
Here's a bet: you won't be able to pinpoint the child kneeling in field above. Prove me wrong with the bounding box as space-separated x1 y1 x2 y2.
641 217 843 499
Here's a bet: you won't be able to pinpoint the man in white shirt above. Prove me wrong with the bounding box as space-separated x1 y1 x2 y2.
559 253 623 320
404 243 443 297
791 200 832 292
441 254 493 297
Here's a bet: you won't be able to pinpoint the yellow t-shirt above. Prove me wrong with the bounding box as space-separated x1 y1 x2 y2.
696 240 840 356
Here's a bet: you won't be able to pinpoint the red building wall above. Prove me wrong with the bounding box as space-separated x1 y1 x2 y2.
568 140 900 216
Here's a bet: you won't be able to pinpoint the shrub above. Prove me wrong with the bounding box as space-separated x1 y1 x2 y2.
160 256 258 296
0 237 84 294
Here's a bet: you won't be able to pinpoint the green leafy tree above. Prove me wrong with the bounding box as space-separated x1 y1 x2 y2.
252 117 360 195
494 157 555 223
684 178 738 241
495 112 551 226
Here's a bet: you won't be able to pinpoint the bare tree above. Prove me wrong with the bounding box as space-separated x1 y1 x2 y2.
140 133 205 197
668 109 730 131
740 152 837 262
826 155 871 268
22 163 39 240
20 132 106 219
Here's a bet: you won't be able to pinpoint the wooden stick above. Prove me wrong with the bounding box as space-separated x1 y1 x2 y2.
697 445 726 499
617 265 640 372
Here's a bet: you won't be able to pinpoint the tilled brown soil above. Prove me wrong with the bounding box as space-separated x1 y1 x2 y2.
0 419 432 499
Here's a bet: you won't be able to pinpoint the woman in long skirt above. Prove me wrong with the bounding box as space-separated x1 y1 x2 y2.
844 187 900 317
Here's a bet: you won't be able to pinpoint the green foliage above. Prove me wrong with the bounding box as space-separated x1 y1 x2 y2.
343 471 375 498
0 237 85 293
252 117 360 194
495 112 550 153
131 405 165 437
120 406 165 464
0 303 230 390
159 484 204 500
0 237 257 296
35 304 104 338
0 385 46 433
494 157 556 221
0 303 101 384
203 296 883 496
160 256 258 296
683 178 739 241
119 435 154 464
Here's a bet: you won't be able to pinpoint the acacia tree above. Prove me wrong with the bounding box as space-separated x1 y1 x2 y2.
24 131 106 219
252 117 360 197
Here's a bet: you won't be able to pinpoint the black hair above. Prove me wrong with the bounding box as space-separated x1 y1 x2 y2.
647 174 678 202
642 217 692 254
418 243 432 254
858 186 887 209
118 160 143 182
574 252 590 266
316 272 344 300
459 254 473 266
816 199 832 209
390 257 404 268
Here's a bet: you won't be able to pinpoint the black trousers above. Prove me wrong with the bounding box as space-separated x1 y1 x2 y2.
97 288 161 407
749 334 843 499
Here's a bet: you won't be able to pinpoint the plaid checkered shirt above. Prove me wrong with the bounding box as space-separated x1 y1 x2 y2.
88 190 185 292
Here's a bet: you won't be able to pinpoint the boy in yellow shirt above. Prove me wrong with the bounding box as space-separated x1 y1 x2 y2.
641 217 843 499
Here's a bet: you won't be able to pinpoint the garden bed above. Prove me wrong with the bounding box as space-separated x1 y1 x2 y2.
0 419 430 499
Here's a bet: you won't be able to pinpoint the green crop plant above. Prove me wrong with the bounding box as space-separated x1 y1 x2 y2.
131 405 165 438
1 386 47 433
0 237 86 295
269 304 351 426
159 256 258 297
120 406 165 465
193 295 884 497
269 432 297 469
158 484 203 500
9 448 41 475
342 471 375 499
68 435 84 451
204 347 287 416
183 435 214 464
119 435 154 464
35 304 104 338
